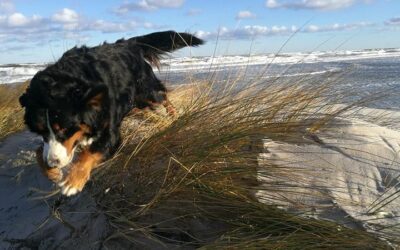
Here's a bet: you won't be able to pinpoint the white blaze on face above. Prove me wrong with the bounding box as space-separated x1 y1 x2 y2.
42 110 74 168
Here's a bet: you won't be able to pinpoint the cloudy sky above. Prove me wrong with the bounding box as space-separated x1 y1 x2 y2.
1 0 399 64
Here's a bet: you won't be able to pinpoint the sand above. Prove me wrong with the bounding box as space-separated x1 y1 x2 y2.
256 117 400 241
0 131 108 249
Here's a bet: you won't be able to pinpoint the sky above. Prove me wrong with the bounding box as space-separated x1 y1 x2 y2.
0 0 400 64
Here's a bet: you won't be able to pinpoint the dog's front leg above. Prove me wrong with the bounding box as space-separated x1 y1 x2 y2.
59 150 103 196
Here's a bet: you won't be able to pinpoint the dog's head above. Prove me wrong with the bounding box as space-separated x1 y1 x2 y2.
20 70 107 168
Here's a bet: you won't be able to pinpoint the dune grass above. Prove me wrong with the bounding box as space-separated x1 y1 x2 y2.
0 82 27 138
91 72 397 249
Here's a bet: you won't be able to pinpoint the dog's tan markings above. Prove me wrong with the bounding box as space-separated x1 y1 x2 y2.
62 124 90 156
36 146 63 182
87 93 103 111
59 150 103 196
163 99 177 117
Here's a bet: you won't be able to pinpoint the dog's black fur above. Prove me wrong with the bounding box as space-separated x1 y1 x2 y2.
20 30 203 166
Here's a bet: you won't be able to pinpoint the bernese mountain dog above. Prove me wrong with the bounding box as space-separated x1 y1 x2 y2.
19 31 204 196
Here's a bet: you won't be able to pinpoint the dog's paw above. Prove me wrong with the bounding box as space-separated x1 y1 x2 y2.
36 145 63 183
47 168 63 183
58 171 89 196
59 183 79 196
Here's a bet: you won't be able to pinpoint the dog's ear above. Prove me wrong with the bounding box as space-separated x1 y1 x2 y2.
83 86 108 111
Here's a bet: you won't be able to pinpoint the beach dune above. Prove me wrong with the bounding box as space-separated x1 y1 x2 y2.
257 117 400 238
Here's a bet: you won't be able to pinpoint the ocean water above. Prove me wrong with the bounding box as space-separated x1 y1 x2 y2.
161 51 400 110
2 48 400 109
0 63 47 84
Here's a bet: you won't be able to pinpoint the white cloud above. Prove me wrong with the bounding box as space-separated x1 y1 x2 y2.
7 12 29 26
186 8 201 16
0 0 14 13
266 0 371 10
52 8 79 23
147 0 184 8
266 0 279 8
0 12 44 28
114 0 185 14
142 21 165 29
51 8 80 30
63 32 90 42
304 22 374 32
196 25 295 40
194 30 212 40
0 6 165 48
236 10 256 20
385 17 400 26
88 20 139 33
85 19 164 33
196 21 372 40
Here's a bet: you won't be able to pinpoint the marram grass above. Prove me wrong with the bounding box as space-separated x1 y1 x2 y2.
0 82 27 138
91 73 398 249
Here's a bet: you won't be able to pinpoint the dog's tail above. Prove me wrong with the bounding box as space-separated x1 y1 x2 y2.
128 30 204 68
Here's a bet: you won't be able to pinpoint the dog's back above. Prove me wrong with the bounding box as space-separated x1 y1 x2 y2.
24 31 204 120
56 31 203 110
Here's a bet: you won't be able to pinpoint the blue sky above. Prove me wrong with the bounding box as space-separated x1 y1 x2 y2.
0 0 399 63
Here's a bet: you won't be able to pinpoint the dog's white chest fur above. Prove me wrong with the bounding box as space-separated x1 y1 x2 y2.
43 139 72 168
42 110 74 168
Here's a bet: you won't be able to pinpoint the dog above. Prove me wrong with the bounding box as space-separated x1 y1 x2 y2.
19 31 204 196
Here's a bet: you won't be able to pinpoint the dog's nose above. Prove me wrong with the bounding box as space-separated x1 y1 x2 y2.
47 157 60 167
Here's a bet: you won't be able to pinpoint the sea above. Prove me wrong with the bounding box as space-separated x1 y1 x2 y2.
2 48 400 109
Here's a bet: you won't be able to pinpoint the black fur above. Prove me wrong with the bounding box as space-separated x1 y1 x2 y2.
20 30 204 158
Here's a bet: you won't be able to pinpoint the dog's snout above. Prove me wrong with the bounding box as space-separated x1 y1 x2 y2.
42 139 73 168
48 157 60 167
47 156 61 168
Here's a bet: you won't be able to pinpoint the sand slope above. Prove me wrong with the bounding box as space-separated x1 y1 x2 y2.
256 118 400 239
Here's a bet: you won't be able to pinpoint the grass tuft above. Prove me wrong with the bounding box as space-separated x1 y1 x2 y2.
92 73 397 248
0 82 27 138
